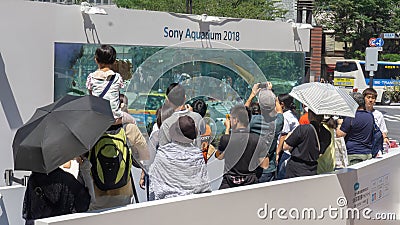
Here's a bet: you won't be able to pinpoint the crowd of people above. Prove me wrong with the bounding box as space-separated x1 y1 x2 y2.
22 45 389 224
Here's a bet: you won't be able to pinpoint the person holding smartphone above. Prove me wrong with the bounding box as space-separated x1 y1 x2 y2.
245 82 284 182
216 105 269 189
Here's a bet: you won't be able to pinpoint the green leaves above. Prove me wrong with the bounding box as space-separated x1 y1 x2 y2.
113 0 287 20
315 0 400 59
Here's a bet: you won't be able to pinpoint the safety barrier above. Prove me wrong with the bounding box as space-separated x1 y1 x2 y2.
29 148 400 225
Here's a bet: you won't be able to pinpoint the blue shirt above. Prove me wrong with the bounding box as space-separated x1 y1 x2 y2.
340 110 373 155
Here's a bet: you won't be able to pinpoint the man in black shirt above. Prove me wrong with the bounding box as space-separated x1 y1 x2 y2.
216 105 268 189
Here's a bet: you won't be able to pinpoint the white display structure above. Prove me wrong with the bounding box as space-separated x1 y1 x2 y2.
0 0 310 187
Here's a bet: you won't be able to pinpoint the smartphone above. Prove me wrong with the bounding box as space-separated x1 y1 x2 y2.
226 114 230 120
259 83 267 88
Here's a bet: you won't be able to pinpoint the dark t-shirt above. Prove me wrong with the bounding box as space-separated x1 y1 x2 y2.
218 128 267 176
285 122 331 162
340 110 373 155
285 122 331 178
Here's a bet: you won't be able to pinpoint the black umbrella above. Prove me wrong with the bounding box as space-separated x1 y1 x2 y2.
13 95 115 173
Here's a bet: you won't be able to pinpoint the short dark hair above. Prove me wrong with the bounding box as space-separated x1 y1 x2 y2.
362 88 377 98
166 83 185 106
230 105 250 127
191 99 207 117
250 102 261 115
308 109 323 124
278 93 295 111
166 83 179 96
156 102 175 128
350 92 365 109
95 45 116 65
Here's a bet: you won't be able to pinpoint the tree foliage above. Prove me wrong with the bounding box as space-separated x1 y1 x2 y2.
315 0 400 60
113 0 287 20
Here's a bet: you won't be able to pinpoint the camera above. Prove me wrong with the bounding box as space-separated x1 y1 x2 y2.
259 83 267 89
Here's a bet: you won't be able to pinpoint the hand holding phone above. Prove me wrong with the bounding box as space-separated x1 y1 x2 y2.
259 83 267 89
224 114 231 134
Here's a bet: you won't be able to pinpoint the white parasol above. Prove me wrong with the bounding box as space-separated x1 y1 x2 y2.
289 82 358 118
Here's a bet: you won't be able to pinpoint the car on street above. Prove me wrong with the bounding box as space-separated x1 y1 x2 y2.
128 92 166 133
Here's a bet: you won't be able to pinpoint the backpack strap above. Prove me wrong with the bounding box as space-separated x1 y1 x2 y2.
123 124 141 203
310 124 321 152
99 74 116 98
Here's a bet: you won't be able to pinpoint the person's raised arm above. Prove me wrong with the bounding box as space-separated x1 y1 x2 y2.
275 97 283 114
216 135 229 160
245 83 261 108
224 117 231 134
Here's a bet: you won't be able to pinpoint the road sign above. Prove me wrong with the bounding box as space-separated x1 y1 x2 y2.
383 33 396 39
382 33 400 39
375 38 384 47
369 38 384 47
369 38 377 47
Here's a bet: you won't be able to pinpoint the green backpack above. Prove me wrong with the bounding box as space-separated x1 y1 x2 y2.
89 126 132 191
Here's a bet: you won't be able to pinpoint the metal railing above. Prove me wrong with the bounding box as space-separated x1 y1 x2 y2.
4 169 29 186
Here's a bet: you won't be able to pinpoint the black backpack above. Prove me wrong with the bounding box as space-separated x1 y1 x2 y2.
371 122 384 158
23 168 90 221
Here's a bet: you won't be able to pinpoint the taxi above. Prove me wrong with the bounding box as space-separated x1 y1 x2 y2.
128 92 166 130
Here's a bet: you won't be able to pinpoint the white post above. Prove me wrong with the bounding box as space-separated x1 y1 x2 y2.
369 70 374 88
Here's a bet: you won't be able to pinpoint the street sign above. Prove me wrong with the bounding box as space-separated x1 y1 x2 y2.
375 38 384 47
382 33 400 39
369 38 377 47
383 33 396 39
369 38 384 47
